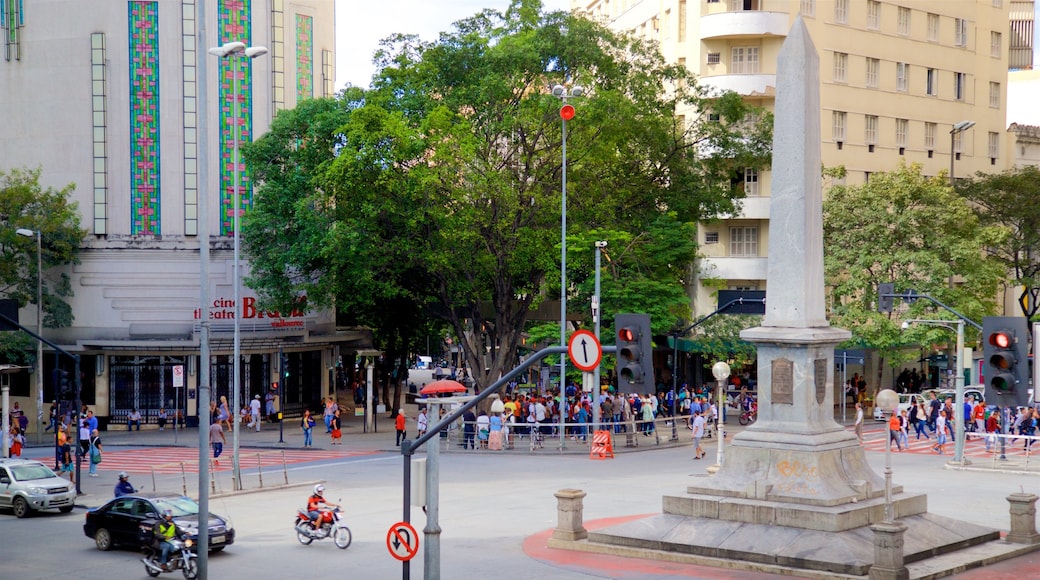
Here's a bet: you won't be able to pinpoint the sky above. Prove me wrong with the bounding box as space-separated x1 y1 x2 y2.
334 0 571 90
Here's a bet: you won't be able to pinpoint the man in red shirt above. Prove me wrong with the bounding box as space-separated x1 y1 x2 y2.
888 413 903 451
395 409 407 446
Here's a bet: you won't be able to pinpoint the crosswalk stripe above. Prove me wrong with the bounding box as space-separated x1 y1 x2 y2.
88 447 379 474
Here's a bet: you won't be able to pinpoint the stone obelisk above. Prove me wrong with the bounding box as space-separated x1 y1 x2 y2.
686 17 886 506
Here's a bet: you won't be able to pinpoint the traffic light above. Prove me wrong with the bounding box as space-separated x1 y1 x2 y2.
58 369 71 398
983 316 1031 408
280 353 290 378
878 283 894 313
615 313 653 394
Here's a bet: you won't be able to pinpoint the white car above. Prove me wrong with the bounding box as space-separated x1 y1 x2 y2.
0 458 77 518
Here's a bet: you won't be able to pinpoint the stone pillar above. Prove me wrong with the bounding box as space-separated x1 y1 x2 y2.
868 520 909 580
1006 493 1040 544
552 489 588 541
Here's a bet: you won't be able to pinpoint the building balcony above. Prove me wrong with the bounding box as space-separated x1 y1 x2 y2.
735 195 770 219
700 10 790 41
699 256 768 281
702 74 776 97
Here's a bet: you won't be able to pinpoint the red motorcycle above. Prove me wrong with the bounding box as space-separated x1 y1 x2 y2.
294 504 352 549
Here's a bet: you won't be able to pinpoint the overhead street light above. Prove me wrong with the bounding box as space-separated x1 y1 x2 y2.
16 228 43 445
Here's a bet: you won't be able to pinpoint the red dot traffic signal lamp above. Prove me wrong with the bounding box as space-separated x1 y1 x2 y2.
982 316 1030 408
615 313 653 394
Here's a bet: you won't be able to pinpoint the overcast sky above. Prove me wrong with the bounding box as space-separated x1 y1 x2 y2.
334 0 571 90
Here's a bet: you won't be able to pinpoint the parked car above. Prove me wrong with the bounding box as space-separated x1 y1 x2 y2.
0 458 77 518
84 493 234 552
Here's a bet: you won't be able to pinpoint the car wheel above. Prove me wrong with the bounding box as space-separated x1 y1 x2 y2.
95 528 114 551
59 505 75 514
12 497 31 518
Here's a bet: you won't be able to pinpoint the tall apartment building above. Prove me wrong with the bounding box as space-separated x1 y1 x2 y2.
577 0 1010 318
0 1 366 430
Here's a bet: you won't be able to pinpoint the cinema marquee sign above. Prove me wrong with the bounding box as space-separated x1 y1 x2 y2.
193 296 307 329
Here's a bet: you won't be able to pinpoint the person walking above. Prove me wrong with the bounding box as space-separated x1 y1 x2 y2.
888 412 903 452
87 428 103 477
416 407 428 439
323 398 336 434
329 408 342 445
302 409 315 448
933 409 950 454
209 420 226 465
249 394 262 432
853 402 864 444
218 396 232 431
691 409 706 459
395 409 407 446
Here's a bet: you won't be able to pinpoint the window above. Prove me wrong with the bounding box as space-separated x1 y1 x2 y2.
955 18 968 47
989 132 999 158
926 68 937 96
896 62 909 92
678 0 687 42
834 0 848 24
832 111 847 141
954 72 966 101
925 122 936 149
991 31 1001 57
707 52 721 64
898 7 911 36
993 0 1002 7
729 226 758 257
833 52 847 82
867 1 880 30
866 58 879 88
896 119 908 146
732 47 760 74
743 168 759 196
927 13 939 41
727 0 762 10
800 0 815 17
705 231 719 244
865 115 878 145
989 81 1000 108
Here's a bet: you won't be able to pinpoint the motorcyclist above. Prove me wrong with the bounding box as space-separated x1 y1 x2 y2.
114 471 136 497
306 484 339 530
154 509 183 571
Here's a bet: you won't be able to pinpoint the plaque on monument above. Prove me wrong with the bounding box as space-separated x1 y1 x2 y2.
814 359 827 404
771 359 793 405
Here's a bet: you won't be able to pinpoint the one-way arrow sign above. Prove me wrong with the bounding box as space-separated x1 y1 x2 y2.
568 330 602 372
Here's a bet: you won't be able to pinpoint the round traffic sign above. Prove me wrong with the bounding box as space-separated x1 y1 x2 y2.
568 330 602 372
559 104 575 121
386 521 420 561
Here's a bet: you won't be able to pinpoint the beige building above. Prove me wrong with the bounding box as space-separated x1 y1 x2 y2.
0 0 367 431
576 0 1012 317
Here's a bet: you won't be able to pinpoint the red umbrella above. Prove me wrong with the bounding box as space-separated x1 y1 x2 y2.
420 380 468 396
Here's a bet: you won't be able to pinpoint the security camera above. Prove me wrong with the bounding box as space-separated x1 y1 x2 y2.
595 241 608 248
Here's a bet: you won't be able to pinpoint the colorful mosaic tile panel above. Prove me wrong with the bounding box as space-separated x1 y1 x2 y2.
296 14 312 101
217 0 253 236
129 1 160 235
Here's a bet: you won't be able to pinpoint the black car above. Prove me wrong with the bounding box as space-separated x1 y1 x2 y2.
83 494 234 552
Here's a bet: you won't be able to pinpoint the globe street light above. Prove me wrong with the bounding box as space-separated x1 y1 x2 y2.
708 361 730 474
876 388 900 522
16 228 42 445
209 41 267 490
552 83 582 448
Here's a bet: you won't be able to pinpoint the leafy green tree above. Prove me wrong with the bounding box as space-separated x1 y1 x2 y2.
0 167 85 364
957 165 1040 297
244 0 770 391
822 162 1008 393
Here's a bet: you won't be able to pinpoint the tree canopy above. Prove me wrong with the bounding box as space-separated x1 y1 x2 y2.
0 167 85 364
243 0 770 391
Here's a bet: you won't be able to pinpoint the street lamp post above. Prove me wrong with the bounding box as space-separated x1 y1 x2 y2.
592 241 606 432
876 388 900 521
902 318 968 465
16 228 42 445
209 41 267 491
708 361 730 474
552 83 583 449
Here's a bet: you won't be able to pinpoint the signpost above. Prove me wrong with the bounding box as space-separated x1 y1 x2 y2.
567 329 602 372
386 521 420 562
173 365 184 444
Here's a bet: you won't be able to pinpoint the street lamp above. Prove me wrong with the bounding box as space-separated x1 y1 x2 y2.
209 41 267 490
708 361 730 474
16 228 42 445
876 388 900 522
901 318 968 465
552 83 583 448
949 120 975 188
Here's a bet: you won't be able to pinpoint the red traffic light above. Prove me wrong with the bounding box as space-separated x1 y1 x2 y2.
618 327 635 342
989 331 1012 349
559 104 575 121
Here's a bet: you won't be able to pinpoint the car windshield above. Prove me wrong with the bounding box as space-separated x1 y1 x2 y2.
153 497 200 517
10 464 58 481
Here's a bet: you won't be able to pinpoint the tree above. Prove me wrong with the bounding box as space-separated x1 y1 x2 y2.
244 0 770 391
822 162 1007 392
956 165 1040 297
0 167 85 364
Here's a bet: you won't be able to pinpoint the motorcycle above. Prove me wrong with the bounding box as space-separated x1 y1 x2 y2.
738 402 758 426
294 504 352 549
141 537 198 579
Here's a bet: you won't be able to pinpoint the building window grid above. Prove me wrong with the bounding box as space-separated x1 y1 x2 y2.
991 31 1001 57
833 52 847 82
181 1 197 236
90 32 109 235
954 72 966 101
927 13 939 41
895 119 908 146
1 0 25 61
896 62 908 92
732 46 759 74
898 7 911 36
926 68 938 96
990 82 1000 108
729 226 758 257
834 0 848 24
321 49 334 98
705 231 719 244
955 18 968 47
707 52 721 64
866 57 879 88
678 0 686 43
800 0 814 17
271 0 285 114
743 168 759 196
867 1 880 30
925 122 937 149
988 132 999 158
832 111 847 141
865 115 878 144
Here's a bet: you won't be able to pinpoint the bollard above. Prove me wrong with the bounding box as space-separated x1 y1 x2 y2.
868 520 909 580
281 450 289 485
180 462 187 496
552 489 588 541
1006 493 1040 544
151 467 157 492
256 452 263 488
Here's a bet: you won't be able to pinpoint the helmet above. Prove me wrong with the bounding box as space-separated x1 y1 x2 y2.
163 509 174 518
118 471 128 480
313 484 325 496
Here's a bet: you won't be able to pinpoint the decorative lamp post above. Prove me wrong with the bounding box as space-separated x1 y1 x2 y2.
876 388 900 521
16 228 42 445
708 361 731 474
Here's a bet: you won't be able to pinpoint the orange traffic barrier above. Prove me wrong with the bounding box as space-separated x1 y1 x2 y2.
589 429 614 460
